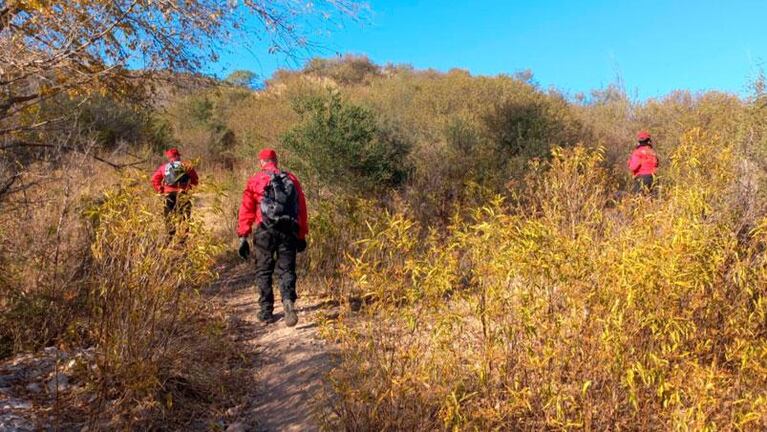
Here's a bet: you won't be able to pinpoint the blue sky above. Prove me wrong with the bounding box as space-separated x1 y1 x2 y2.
212 0 767 99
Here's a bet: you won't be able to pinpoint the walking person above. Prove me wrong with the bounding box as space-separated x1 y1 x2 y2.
237 148 308 326
151 148 199 236
628 131 659 195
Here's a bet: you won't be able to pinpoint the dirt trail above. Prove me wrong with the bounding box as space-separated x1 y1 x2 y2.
211 263 336 432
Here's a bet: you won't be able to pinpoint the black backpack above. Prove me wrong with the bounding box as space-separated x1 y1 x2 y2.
260 170 299 231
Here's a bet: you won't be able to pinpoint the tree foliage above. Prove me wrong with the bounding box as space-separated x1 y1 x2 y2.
304 54 381 85
225 70 258 89
0 0 364 202
282 91 410 191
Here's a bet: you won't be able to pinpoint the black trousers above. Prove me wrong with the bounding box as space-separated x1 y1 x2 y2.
633 175 656 195
252 226 298 315
164 192 192 236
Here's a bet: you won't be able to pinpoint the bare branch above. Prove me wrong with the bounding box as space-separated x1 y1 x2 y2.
1 141 147 170
0 6 16 32
0 0 362 204
0 93 39 117
0 172 20 199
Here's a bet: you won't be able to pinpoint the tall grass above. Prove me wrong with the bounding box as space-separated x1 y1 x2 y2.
5 59 767 429
0 165 244 428
0 162 93 354
323 129 767 430
84 179 233 427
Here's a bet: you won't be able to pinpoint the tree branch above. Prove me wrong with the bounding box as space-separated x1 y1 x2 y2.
1 141 147 169
0 6 16 32
0 172 20 199
0 93 40 117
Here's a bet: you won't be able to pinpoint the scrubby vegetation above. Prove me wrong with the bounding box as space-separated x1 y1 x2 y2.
325 134 767 430
4 47 767 429
0 162 244 428
155 58 767 429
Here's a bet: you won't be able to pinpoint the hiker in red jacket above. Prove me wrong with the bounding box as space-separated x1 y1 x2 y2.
628 131 659 194
151 148 199 235
237 148 308 326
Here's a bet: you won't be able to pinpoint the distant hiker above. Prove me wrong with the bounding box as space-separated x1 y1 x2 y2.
237 148 308 327
151 148 199 235
628 131 659 195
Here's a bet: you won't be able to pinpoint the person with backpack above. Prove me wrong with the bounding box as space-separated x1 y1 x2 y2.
628 131 660 195
151 148 199 235
237 148 308 326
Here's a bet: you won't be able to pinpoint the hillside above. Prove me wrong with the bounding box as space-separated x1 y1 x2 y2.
2 56 767 430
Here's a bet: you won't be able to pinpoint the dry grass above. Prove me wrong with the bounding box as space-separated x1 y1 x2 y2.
321 129 767 431
5 62 767 430
0 159 248 429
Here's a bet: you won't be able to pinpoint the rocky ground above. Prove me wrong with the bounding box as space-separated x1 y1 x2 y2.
0 347 93 431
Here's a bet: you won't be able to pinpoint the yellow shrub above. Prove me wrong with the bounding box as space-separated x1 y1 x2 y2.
81 176 241 427
325 130 767 431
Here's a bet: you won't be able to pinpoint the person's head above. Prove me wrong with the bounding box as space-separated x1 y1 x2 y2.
636 131 652 147
258 148 278 167
165 148 181 162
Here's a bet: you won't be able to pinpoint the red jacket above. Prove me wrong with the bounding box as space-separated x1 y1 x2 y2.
237 162 308 239
151 160 199 193
627 145 659 177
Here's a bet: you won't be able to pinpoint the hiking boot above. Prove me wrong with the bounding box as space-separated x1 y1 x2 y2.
257 310 274 323
283 300 298 327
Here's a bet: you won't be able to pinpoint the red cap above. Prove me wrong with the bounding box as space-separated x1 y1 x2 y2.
636 131 651 142
258 148 277 161
164 148 180 159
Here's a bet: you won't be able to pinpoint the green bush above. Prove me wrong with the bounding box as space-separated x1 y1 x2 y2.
225 70 258 88
304 55 381 85
483 91 587 160
282 91 410 192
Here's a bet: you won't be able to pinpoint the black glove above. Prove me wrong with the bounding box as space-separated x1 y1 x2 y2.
238 238 250 260
296 238 307 253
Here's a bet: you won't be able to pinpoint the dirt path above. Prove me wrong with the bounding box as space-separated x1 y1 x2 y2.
211 262 336 432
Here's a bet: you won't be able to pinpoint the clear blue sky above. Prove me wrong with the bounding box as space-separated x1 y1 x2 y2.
212 0 767 99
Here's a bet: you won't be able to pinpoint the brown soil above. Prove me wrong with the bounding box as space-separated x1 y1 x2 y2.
211 261 336 432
